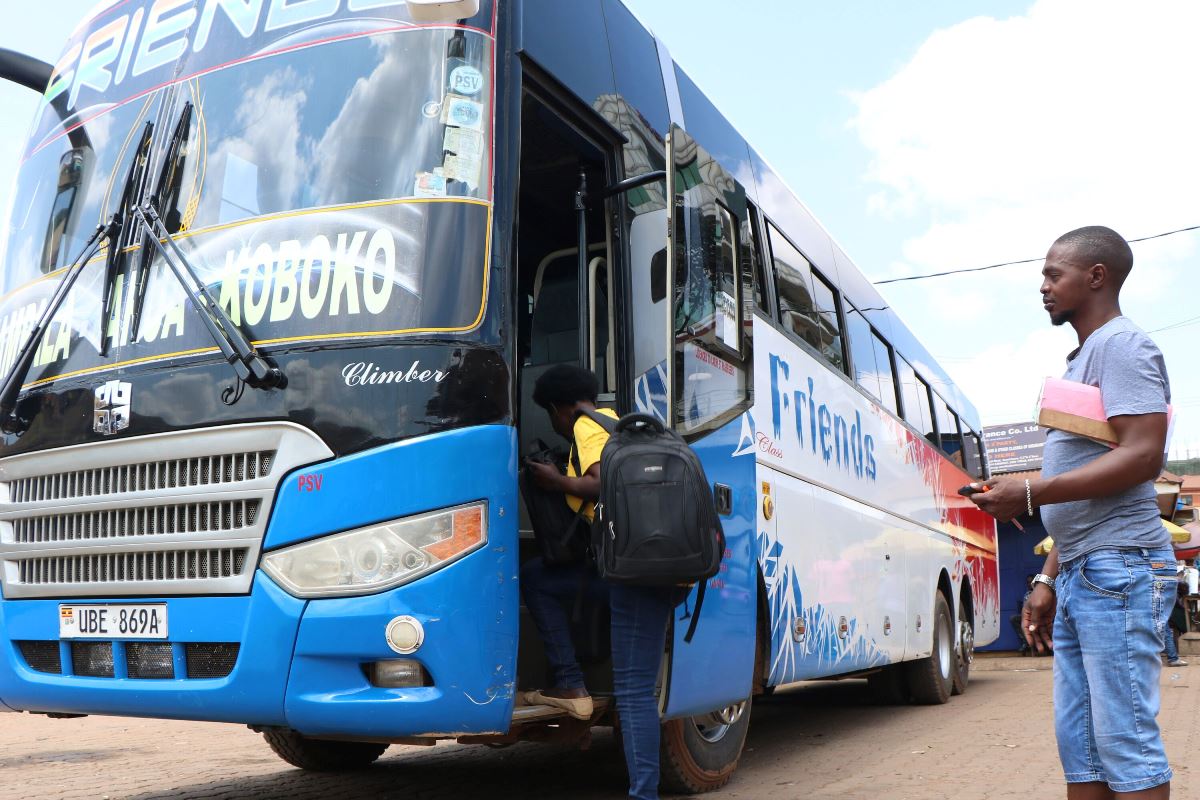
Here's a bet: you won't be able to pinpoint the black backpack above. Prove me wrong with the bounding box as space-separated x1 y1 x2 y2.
519 440 590 565
582 410 724 642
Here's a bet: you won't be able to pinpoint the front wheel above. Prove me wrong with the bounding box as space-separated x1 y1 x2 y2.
659 696 752 793
905 593 954 705
263 729 389 771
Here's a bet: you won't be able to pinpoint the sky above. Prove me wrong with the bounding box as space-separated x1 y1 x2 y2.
2 1 1199 458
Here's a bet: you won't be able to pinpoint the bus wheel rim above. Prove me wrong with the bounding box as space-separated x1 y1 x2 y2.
938 614 952 680
690 701 746 743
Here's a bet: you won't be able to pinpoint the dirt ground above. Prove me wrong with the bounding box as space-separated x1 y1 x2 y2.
0 657 1194 799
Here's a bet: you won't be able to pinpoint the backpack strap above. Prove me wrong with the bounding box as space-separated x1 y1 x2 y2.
683 581 707 644
570 408 614 477
577 407 617 434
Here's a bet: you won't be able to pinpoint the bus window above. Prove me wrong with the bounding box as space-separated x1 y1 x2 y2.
768 225 819 348
931 392 963 465
809 268 845 374
745 205 772 318
962 429 986 478
897 356 934 439
846 305 878 395
872 331 899 417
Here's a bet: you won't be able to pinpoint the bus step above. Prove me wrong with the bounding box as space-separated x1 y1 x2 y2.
511 697 610 725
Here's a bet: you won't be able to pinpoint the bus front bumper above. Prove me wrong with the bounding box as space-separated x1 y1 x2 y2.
0 424 520 737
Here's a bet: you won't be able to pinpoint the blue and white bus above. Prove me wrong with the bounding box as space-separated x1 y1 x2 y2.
0 0 997 791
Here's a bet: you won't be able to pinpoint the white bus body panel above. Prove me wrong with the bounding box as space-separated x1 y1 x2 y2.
748 319 999 684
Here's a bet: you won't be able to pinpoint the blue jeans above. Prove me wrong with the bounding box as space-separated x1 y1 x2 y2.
521 557 673 800
1054 547 1176 792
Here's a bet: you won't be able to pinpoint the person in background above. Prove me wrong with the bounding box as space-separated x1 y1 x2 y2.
971 227 1174 799
1010 575 1036 655
520 364 675 800
1165 574 1188 667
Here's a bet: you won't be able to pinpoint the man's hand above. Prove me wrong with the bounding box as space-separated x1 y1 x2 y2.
1022 584 1055 654
967 478 1027 522
525 459 564 492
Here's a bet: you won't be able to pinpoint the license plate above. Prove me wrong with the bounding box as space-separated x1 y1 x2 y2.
59 604 168 639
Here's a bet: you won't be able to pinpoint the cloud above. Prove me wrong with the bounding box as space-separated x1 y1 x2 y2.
851 0 1200 456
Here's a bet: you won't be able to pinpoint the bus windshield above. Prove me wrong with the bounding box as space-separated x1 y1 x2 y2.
0 7 495 387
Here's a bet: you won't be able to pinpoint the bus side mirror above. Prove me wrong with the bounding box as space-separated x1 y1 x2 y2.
405 0 481 23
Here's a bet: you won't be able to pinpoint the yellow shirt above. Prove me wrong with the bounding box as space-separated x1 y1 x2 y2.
565 408 618 522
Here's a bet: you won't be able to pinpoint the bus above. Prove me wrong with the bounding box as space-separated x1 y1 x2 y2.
0 0 998 791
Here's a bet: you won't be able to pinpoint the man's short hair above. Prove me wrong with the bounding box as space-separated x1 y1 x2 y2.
532 364 599 410
1054 226 1133 286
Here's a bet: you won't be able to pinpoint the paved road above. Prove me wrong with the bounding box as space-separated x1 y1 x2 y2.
1 659 1195 799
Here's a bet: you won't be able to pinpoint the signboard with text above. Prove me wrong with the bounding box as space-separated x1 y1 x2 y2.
983 422 1049 474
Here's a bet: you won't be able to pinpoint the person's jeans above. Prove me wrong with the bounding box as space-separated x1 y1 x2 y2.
610 583 673 800
520 558 609 690
520 557 673 800
1053 546 1176 792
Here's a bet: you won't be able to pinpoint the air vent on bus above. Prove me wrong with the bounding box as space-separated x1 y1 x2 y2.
9 451 275 503
0 423 334 598
13 501 259 544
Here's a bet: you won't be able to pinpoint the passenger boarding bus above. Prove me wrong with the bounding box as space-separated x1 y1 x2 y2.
0 0 998 791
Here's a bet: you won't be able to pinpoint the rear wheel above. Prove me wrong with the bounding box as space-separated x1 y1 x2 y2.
952 595 974 696
905 593 954 705
659 696 752 793
263 729 388 771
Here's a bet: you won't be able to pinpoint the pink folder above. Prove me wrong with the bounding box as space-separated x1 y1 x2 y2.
1037 377 1173 447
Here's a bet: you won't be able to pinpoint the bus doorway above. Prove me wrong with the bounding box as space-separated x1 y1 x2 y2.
513 90 617 695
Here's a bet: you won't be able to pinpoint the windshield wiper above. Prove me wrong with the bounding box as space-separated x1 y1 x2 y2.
129 203 285 391
130 101 192 341
0 220 117 433
100 121 155 356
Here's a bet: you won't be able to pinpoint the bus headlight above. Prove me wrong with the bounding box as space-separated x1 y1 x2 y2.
261 502 487 597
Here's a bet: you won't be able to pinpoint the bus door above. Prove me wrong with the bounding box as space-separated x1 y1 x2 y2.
657 125 757 717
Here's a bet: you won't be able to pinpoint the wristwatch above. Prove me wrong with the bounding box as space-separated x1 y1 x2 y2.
1032 573 1056 592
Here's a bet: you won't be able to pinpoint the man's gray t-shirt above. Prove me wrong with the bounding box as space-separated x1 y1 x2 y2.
1040 316 1171 564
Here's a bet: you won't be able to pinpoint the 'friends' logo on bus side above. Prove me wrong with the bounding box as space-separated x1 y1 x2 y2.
769 353 877 481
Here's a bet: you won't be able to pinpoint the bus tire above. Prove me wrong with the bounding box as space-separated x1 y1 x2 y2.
262 729 388 771
658 696 752 794
905 593 954 705
952 595 973 696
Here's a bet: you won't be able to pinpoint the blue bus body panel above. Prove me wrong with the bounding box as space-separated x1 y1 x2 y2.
663 414 757 718
270 424 520 736
0 578 304 723
0 425 520 736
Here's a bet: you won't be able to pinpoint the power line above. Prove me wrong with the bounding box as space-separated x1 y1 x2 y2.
874 224 1200 285
1149 314 1200 334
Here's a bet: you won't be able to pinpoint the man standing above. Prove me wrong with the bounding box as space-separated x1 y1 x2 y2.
971 226 1174 798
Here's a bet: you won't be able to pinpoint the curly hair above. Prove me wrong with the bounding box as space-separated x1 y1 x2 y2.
532 364 599 410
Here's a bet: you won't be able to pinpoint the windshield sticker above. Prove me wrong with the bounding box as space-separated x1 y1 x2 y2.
449 65 485 96
414 172 448 198
443 127 484 157
443 154 482 189
441 95 484 131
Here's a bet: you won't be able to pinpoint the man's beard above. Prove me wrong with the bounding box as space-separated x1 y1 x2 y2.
1050 309 1074 326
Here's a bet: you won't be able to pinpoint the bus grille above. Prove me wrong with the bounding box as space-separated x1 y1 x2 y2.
9 452 274 503
16 640 240 679
17 549 249 585
14 501 259 544
0 423 333 599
